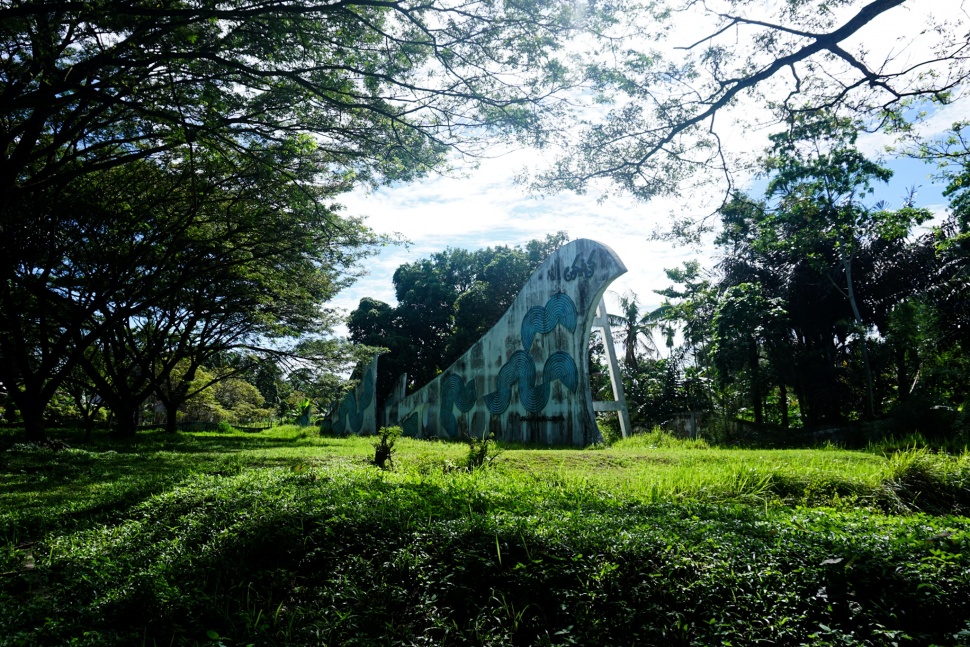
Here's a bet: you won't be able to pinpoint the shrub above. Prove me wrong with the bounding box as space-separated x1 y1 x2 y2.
464 430 499 470
372 426 402 470
215 421 238 434
613 426 710 450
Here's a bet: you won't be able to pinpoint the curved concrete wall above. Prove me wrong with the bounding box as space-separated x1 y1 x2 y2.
326 354 379 435
390 239 626 446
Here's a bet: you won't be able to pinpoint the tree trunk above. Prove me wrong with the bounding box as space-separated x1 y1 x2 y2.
8 388 47 443
164 403 179 434
155 387 188 434
110 404 139 437
750 339 763 426
842 253 875 419
21 407 47 443
895 344 909 402
779 380 789 429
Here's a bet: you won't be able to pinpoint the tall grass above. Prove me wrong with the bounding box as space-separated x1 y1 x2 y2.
1 425 969 645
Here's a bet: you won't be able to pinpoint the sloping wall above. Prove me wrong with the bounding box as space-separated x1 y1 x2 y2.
389 239 626 446
326 353 379 435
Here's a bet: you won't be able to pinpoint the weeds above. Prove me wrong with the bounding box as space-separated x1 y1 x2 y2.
464 431 499 471
2 426 970 645
372 426 402 470
880 446 970 514
612 427 710 450
3 464 968 646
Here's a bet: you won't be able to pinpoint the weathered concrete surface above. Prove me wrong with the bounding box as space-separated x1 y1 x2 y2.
390 239 626 446
326 353 379 435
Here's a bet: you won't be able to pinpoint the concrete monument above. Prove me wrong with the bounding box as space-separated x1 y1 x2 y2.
324 353 379 435
387 238 627 446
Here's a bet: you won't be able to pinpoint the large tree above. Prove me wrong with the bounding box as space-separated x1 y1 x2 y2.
0 0 582 200
0 0 589 440
347 234 568 404
1 138 380 440
700 115 937 427
759 113 930 418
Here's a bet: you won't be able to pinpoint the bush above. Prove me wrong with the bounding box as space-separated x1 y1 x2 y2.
216 421 238 434
372 426 402 470
464 430 499 470
613 427 710 450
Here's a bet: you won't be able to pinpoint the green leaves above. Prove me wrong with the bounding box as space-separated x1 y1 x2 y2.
4 429 970 645
348 233 569 404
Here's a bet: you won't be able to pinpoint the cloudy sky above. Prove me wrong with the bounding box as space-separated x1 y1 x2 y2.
330 1 969 330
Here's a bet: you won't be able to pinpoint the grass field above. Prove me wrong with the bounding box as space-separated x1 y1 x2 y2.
1 426 969 646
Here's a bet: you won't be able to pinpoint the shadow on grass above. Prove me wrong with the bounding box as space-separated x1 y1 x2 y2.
3 467 968 647
0 425 339 453
0 425 352 544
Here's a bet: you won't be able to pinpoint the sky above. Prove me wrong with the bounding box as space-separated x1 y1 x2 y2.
328 1 970 335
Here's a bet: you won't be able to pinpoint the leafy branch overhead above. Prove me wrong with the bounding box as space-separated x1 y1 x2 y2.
0 0 586 196
538 0 970 204
0 0 588 441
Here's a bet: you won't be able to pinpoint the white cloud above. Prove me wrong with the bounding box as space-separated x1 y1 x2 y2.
332 147 718 328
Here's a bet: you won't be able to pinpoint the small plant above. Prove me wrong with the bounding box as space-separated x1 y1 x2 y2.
216 421 238 434
464 430 499 471
372 426 402 470
597 417 621 445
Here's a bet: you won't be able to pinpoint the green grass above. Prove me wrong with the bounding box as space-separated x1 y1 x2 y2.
1 426 969 645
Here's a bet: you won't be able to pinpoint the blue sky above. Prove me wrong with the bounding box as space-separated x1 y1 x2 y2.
330 2 969 330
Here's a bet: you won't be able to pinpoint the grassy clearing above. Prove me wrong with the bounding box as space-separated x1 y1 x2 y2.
1 426 969 645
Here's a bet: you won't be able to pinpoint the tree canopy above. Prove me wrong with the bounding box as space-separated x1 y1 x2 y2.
1 136 382 438
538 0 970 210
0 0 583 199
632 116 965 437
0 0 590 440
347 234 568 405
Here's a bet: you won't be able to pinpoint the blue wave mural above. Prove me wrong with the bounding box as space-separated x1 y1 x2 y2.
335 365 374 434
483 350 578 414
401 408 421 437
439 373 478 437
386 239 627 445
520 293 578 350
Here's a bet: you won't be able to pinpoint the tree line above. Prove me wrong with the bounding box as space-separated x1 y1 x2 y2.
349 115 970 442
620 116 970 440
2 0 967 442
347 234 570 405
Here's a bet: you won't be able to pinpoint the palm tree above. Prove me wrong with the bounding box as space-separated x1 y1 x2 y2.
607 291 659 371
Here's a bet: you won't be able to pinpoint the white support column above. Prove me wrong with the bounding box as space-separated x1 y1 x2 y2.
592 297 633 438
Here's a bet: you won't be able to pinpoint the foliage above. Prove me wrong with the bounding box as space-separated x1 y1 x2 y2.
905 121 970 414
759 113 932 419
620 359 708 431
2 426 970 645
1 140 385 440
606 291 659 370
372 426 402 470
348 233 569 403
215 422 239 435
463 431 500 471
645 115 949 434
613 427 710 450
0 0 593 442
0 0 583 199
538 0 969 219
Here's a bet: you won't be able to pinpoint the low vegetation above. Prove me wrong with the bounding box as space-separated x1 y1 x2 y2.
1 426 968 646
